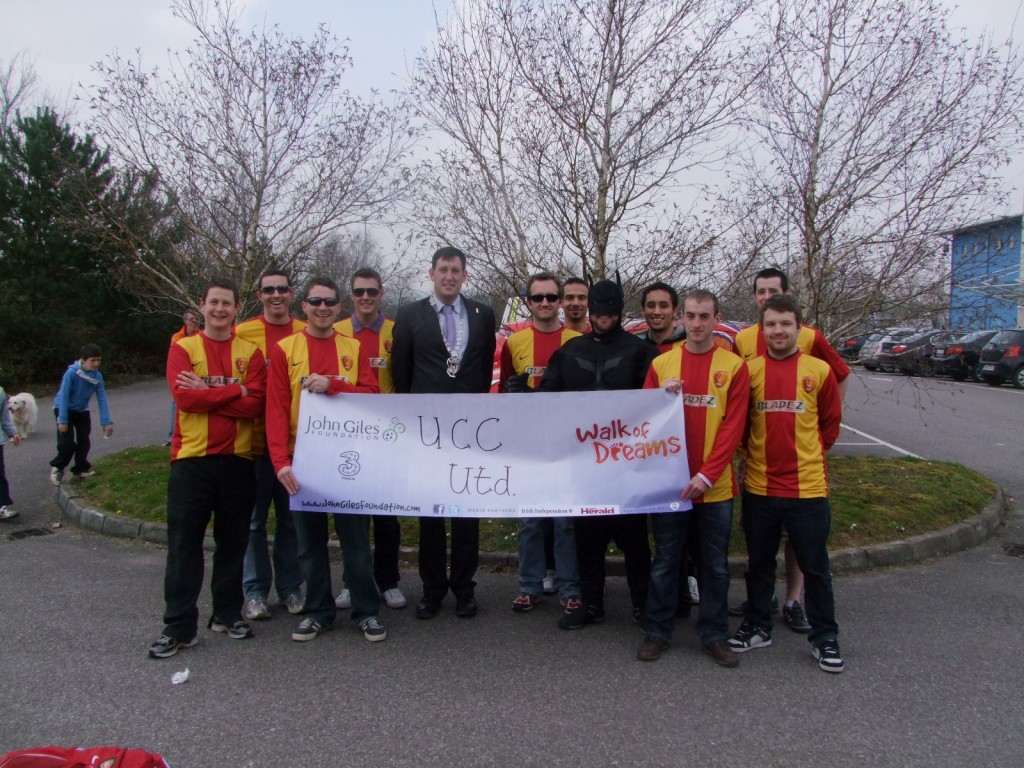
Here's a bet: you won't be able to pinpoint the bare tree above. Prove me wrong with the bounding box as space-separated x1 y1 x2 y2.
728 0 1024 337
87 0 415 314
410 2 563 300
410 0 755 294
1 52 38 130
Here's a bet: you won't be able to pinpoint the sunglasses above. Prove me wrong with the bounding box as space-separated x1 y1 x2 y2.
260 285 291 295
352 287 380 298
305 297 340 307
528 293 560 304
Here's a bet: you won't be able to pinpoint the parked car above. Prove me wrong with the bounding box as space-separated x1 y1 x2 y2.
978 329 1024 388
838 333 870 361
932 330 999 381
860 328 920 371
883 329 961 376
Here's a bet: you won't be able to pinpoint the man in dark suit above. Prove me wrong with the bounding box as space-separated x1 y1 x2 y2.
391 246 497 619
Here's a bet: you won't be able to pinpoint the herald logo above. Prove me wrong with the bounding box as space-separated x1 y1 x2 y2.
384 340 393 354
713 370 728 388
341 355 353 371
802 375 817 394
234 357 248 374
579 505 617 515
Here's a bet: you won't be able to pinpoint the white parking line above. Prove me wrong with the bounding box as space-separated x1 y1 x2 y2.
840 424 922 459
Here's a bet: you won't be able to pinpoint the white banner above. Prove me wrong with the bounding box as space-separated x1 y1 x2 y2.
291 389 692 517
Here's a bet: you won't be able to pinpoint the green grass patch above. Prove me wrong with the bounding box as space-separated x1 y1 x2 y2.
823 455 995 550
83 446 170 520
83 449 995 554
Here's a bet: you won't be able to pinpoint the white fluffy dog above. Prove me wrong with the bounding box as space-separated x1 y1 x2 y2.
8 392 38 437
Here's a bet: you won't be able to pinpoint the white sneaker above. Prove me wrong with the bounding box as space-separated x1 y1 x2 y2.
0 506 20 521
542 570 556 595
283 591 305 615
334 588 351 609
49 467 63 486
382 587 407 609
688 576 700 605
242 595 270 621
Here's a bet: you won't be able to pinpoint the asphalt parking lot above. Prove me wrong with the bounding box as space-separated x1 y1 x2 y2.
2 377 1023 766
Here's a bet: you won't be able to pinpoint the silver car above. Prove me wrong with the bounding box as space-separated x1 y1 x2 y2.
859 327 920 372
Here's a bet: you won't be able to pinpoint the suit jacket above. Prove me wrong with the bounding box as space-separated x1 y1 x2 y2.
391 296 497 394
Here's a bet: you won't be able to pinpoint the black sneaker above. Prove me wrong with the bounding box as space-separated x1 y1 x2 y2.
783 601 812 634
148 634 198 659
358 616 388 643
813 639 845 673
727 619 772 652
292 617 332 642
558 601 605 630
207 616 254 639
728 594 779 617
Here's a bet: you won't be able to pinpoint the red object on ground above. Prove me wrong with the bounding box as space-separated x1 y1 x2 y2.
0 747 169 768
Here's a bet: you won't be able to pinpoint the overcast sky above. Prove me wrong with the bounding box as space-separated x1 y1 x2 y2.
0 0 452 109
1 0 1022 218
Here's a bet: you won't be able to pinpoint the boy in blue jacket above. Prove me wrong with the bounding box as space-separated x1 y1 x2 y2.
49 344 114 485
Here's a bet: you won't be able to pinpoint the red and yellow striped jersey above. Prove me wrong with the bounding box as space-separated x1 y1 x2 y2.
742 351 842 498
644 345 749 503
334 315 395 394
734 323 850 382
234 316 307 353
234 316 307 454
499 325 581 390
167 333 266 462
265 330 379 472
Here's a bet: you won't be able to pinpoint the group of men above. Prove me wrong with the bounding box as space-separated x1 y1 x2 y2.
498 267 849 674
147 247 850 675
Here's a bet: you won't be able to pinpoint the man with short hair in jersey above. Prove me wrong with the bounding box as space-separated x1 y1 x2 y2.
235 269 308 623
539 278 658 631
728 294 845 673
148 278 267 660
265 278 387 644
561 277 591 334
730 267 850 633
636 280 699 615
639 289 748 666
332 267 407 612
637 281 686 353
499 272 581 614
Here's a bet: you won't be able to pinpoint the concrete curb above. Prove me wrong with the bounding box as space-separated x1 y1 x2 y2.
57 485 1008 577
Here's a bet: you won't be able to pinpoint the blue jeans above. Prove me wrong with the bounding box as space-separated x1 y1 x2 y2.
518 517 578 598
293 510 378 626
693 500 734 645
741 492 838 645
645 511 691 642
343 514 402 592
646 500 734 643
242 455 303 601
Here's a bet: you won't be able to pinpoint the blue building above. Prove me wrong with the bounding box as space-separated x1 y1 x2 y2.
948 214 1023 329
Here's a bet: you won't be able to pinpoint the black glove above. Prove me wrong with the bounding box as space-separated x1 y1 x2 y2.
505 373 531 393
